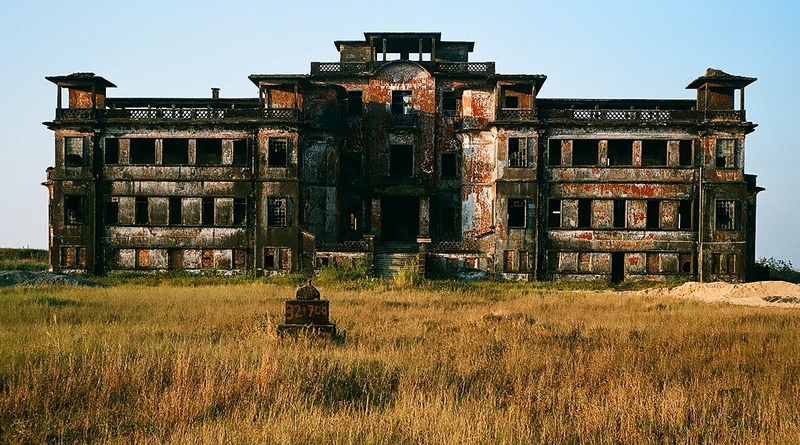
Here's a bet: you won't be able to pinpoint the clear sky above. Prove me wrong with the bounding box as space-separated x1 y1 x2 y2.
1 0 798 264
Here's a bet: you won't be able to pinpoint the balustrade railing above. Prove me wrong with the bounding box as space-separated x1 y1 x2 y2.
430 240 479 252
316 240 371 252
387 113 418 129
99 107 298 121
437 62 495 75
497 108 537 120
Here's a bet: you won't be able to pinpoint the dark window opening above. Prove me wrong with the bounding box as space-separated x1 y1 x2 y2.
715 200 739 230
233 198 247 226
607 140 633 166
508 198 526 228
611 252 625 283
442 91 457 116
169 197 182 225
64 195 84 225
548 199 561 228
202 249 214 269
577 199 591 228
573 140 599 166
348 91 363 115
268 138 289 167
134 197 148 225
642 140 667 166
105 200 118 225
264 248 276 269
441 153 457 178
549 139 562 166
130 139 156 165
233 139 248 166
441 206 457 234
678 200 692 229
508 138 528 168
680 253 692 273
162 139 189 165
65 137 84 167
391 90 412 115
613 199 626 228
679 140 693 167
503 95 519 109
715 139 740 168
104 138 119 164
202 197 215 226
390 144 413 176
268 197 288 227
196 139 222 166
646 200 660 229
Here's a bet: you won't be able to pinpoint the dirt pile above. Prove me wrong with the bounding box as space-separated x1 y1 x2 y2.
641 281 800 308
0 271 100 288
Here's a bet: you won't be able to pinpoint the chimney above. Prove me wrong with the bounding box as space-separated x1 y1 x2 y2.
211 88 220 99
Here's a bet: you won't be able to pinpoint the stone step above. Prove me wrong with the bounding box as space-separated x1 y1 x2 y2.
373 252 419 277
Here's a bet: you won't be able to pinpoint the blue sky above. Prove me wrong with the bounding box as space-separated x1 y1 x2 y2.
1 0 799 263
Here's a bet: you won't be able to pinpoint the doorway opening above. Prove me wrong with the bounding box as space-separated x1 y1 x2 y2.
381 196 419 241
611 252 625 284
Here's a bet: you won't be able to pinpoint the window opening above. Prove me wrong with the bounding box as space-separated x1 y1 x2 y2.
442 91 457 115
441 152 457 178
233 139 248 166
508 198 527 228
64 195 83 225
233 198 247 226
678 200 692 229
607 140 633 166
196 139 222 166
348 91 363 115
508 138 528 168
268 137 289 167
65 137 84 167
134 197 148 225
162 139 189 165
503 95 519 109
130 139 156 164
105 200 119 225
577 199 591 228
202 197 215 226
715 200 739 230
391 90 412 115
548 199 561 228
613 199 626 228
642 140 667 166
646 200 660 229
715 139 740 168
679 140 693 167
268 197 288 227
169 197 182 225
105 138 119 164
549 139 562 166
390 144 413 176
573 140 599 166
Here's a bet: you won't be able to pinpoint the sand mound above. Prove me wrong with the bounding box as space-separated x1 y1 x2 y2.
0 271 100 288
641 281 800 308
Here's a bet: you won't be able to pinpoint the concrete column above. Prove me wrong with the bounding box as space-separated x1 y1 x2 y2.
419 196 430 237
371 197 381 238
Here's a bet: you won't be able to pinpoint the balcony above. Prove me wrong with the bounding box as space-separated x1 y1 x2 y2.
387 113 418 130
310 61 496 77
538 108 746 123
497 108 537 121
311 62 370 76
55 107 300 122
436 62 495 76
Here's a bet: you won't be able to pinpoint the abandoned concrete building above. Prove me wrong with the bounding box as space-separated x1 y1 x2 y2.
43 32 762 282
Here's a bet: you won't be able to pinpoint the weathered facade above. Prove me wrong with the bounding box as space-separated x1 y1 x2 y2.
43 32 762 282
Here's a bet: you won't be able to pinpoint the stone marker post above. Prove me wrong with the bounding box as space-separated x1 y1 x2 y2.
277 280 336 336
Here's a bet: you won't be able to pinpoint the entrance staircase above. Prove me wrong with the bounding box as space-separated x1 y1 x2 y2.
373 242 419 278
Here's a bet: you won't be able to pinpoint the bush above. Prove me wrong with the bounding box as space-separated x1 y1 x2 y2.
757 257 800 283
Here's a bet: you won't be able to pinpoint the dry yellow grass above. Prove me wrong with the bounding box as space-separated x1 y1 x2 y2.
1 282 799 444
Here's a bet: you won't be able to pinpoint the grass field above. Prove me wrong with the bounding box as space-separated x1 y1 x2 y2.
1 280 799 444
0 248 48 272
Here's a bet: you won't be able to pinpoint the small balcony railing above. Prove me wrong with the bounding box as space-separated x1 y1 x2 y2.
497 108 537 121
387 113 418 129
311 62 370 76
54 108 98 121
437 62 496 75
100 107 299 121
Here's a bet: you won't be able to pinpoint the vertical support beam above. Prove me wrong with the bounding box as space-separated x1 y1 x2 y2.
91 84 96 109
293 83 299 110
259 85 264 108
371 197 381 239
704 84 709 120
418 38 423 61
382 38 386 61
419 196 430 237
369 36 375 71
740 88 745 112
57 86 62 109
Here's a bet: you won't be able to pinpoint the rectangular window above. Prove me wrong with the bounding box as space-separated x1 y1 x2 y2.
577 199 591 228
441 153 457 178
60 246 75 268
233 198 247 226
162 139 189 165
268 137 289 167
715 200 739 230
579 252 591 272
508 137 528 168
680 253 693 273
678 200 692 229
441 206 456 234
233 139 248 166
267 197 288 227
105 200 119 225
202 249 214 269
642 140 668 166
508 198 526 228
572 140 598 166
607 140 633 166
679 140 693 167
442 91 457 115
169 197 182 225
715 139 740 168
646 200 660 229
391 90 412 115
64 195 83 225
265 247 290 270
613 199 626 228
134 197 148 225
548 199 561 228
202 197 215 226
65 137 84 167
548 139 562 166
503 95 519 109
504 250 515 272
105 138 119 164
264 248 276 269
348 90 363 115
130 139 156 164
233 249 247 270
196 139 222 166
519 251 529 272
390 144 413 176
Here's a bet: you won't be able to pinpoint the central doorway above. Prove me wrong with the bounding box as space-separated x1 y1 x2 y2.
611 252 625 284
381 196 419 241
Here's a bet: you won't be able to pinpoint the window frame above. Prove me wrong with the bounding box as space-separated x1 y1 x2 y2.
507 198 527 229
267 197 289 227
508 137 529 168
